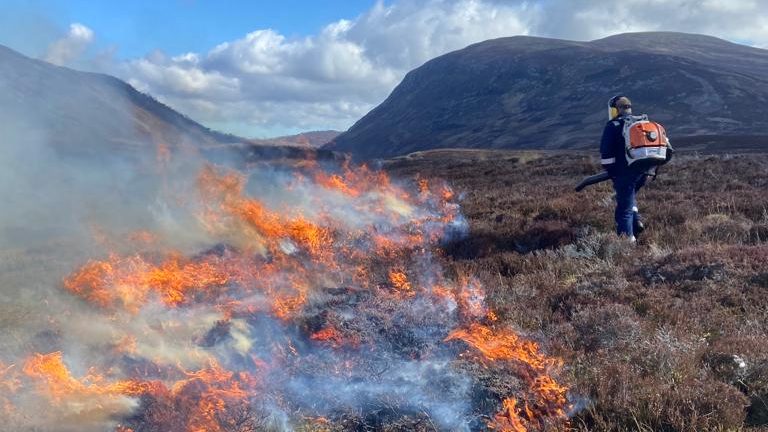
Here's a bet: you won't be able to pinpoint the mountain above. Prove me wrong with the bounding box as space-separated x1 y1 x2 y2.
251 130 341 148
327 32 768 160
0 44 247 158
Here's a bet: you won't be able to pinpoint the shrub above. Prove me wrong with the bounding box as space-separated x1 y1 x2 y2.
387 150 768 431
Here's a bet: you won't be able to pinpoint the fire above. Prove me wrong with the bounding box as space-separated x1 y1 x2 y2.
446 323 552 365
63 253 229 311
2 159 569 431
143 255 229 305
164 362 260 432
311 326 343 343
310 326 355 349
489 398 527 432
18 352 260 432
418 178 430 195
314 172 360 197
446 323 569 431
388 269 413 295
311 160 390 198
271 291 307 320
196 164 341 263
22 352 159 399
23 352 86 400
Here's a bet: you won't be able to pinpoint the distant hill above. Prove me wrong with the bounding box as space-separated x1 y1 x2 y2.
251 130 341 148
327 32 768 160
0 44 245 158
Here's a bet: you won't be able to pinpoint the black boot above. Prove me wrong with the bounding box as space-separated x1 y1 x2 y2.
633 216 645 237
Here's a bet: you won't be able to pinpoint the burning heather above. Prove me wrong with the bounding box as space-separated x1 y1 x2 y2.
0 157 568 431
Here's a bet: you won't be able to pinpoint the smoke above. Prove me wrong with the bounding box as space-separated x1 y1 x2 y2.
0 82 566 431
0 111 439 430
44 23 94 66
0 81 215 431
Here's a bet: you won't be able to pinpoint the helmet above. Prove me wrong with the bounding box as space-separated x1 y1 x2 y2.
608 95 632 120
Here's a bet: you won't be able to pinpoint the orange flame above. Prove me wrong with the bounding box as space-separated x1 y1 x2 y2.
445 323 552 366
388 269 413 295
22 352 159 401
312 160 390 198
198 165 335 259
488 398 527 432
63 253 229 311
310 326 347 349
445 324 569 431
21 352 259 432
23 160 570 431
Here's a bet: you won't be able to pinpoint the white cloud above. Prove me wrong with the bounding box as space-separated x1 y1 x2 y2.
45 22 94 66
65 0 768 138
116 0 533 137
126 53 240 98
532 0 768 46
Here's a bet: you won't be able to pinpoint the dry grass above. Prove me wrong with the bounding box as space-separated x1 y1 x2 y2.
387 150 768 431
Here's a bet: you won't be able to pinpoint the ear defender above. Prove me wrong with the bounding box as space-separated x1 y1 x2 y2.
607 95 625 120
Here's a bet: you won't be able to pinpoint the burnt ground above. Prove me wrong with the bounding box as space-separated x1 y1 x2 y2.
386 149 768 432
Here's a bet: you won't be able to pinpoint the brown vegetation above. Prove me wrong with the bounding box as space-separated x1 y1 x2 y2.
387 149 768 431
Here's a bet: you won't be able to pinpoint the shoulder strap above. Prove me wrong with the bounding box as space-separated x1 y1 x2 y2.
625 114 647 123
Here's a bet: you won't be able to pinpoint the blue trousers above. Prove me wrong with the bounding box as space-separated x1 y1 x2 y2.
612 171 646 237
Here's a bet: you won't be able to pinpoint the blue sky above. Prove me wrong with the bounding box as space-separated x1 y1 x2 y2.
1 0 766 138
0 0 378 59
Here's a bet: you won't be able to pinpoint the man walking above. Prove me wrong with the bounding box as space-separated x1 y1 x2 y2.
600 96 647 241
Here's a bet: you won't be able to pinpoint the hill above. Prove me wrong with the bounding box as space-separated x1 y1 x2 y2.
250 130 341 148
328 32 768 160
0 44 248 157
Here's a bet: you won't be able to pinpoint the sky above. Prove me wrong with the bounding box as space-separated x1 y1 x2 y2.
1 0 767 138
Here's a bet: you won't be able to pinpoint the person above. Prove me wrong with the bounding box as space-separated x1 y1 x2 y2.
600 95 648 241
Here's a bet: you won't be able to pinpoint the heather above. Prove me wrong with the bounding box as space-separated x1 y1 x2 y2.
387 150 768 431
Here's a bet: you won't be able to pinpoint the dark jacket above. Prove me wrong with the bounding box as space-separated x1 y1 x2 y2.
600 116 629 176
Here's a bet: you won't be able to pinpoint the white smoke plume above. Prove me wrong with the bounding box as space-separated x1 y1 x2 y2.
44 23 94 66
0 104 566 431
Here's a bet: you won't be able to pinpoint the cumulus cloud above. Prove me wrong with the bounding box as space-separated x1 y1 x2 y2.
116 0 533 137
45 22 94 66
533 0 768 46
67 0 768 137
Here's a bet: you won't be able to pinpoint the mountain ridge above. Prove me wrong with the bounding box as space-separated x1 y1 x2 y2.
327 32 768 160
1 44 245 158
251 130 341 148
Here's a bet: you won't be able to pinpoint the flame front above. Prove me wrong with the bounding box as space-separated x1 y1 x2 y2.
2 160 568 431
446 324 569 430
64 253 230 311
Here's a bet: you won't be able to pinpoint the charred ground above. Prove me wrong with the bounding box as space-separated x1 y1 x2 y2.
386 149 768 431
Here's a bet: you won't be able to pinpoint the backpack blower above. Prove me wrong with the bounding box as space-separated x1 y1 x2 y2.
576 99 673 191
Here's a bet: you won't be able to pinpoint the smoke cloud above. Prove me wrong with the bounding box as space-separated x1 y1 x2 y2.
0 88 566 431
44 23 94 66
